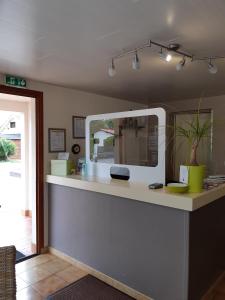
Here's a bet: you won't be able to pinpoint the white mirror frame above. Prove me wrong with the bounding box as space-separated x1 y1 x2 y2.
86 108 166 184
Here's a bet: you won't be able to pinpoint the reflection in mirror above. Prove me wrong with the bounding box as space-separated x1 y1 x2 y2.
90 115 158 167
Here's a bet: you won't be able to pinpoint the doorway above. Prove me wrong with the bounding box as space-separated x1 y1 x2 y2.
0 98 36 260
0 85 44 260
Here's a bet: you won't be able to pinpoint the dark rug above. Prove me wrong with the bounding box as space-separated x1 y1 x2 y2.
47 274 135 300
16 250 25 262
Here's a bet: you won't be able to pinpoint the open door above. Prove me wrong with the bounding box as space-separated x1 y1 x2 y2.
0 85 44 259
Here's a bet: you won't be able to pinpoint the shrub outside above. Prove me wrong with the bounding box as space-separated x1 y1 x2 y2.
0 138 16 161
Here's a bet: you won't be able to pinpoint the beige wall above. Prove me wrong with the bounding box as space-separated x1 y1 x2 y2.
26 80 146 247
28 80 146 174
0 74 146 247
2 74 225 247
148 95 225 177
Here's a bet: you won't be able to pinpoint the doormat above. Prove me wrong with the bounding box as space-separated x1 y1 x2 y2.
16 250 25 262
47 274 135 300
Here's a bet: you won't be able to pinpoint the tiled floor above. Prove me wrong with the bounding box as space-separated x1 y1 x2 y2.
202 274 225 300
16 253 88 299
16 253 225 300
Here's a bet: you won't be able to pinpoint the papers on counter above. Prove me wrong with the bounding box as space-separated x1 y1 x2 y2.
204 175 225 189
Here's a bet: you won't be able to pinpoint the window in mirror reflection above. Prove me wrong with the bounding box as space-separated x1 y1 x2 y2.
90 115 158 167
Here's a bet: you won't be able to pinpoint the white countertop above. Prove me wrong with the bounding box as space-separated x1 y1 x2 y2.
46 174 225 211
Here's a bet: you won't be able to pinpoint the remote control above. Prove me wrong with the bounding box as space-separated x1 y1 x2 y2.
148 183 163 189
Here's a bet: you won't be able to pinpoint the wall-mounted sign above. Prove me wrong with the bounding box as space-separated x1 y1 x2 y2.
72 116 86 139
5 75 27 88
48 128 66 153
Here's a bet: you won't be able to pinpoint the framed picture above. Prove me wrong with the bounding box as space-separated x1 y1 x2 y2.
48 128 66 153
72 116 86 138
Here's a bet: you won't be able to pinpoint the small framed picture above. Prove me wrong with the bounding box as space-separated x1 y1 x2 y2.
72 116 86 139
48 128 66 153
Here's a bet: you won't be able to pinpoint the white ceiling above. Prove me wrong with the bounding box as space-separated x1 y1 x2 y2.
1 0 225 104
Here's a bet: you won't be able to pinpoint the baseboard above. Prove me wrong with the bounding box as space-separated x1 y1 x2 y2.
49 247 153 300
40 246 49 254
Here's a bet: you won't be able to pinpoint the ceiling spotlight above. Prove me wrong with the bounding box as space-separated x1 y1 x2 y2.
208 59 218 74
176 57 186 71
159 48 172 62
108 59 116 77
132 51 140 70
166 53 172 62
168 43 180 51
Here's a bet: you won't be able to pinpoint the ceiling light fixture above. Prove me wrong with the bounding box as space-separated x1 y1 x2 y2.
208 59 218 74
176 57 186 71
159 48 172 62
108 59 116 77
166 53 172 62
132 51 140 70
108 39 224 76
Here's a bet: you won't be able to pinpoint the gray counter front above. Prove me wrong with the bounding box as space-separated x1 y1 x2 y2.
48 183 225 300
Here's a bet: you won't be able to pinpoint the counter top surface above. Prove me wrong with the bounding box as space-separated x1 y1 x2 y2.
46 174 225 211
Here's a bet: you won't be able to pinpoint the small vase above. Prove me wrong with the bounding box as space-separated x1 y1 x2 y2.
180 165 205 193
188 165 205 193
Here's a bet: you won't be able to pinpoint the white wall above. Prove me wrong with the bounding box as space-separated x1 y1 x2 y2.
148 95 225 177
25 80 146 247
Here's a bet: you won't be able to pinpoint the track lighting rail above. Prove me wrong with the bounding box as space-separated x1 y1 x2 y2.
108 39 222 76
113 39 192 60
192 55 225 61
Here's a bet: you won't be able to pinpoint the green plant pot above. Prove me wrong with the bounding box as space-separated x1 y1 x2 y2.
188 165 205 193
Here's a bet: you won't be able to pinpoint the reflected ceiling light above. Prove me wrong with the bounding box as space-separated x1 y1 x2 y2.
132 51 140 70
176 57 186 71
208 59 218 74
159 48 172 62
108 59 116 77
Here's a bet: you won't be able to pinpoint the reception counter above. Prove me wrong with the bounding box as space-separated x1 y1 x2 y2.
46 175 225 300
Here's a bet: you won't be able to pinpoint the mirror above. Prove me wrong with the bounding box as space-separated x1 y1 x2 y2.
89 115 158 167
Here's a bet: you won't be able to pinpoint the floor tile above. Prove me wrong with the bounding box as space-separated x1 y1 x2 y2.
16 286 44 300
29 254 56 266
18 266 51 284
32 275 68 297
16 260 33 275
37 258 70 274
16 276 30 291
55 266 87 283
16 254 55 274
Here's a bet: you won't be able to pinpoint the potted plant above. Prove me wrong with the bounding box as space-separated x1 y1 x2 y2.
175 104 212 192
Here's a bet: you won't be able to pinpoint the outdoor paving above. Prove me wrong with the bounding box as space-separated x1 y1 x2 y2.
0 161 35 256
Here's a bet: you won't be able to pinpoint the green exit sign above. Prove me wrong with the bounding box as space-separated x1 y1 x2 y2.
5 75 27 88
